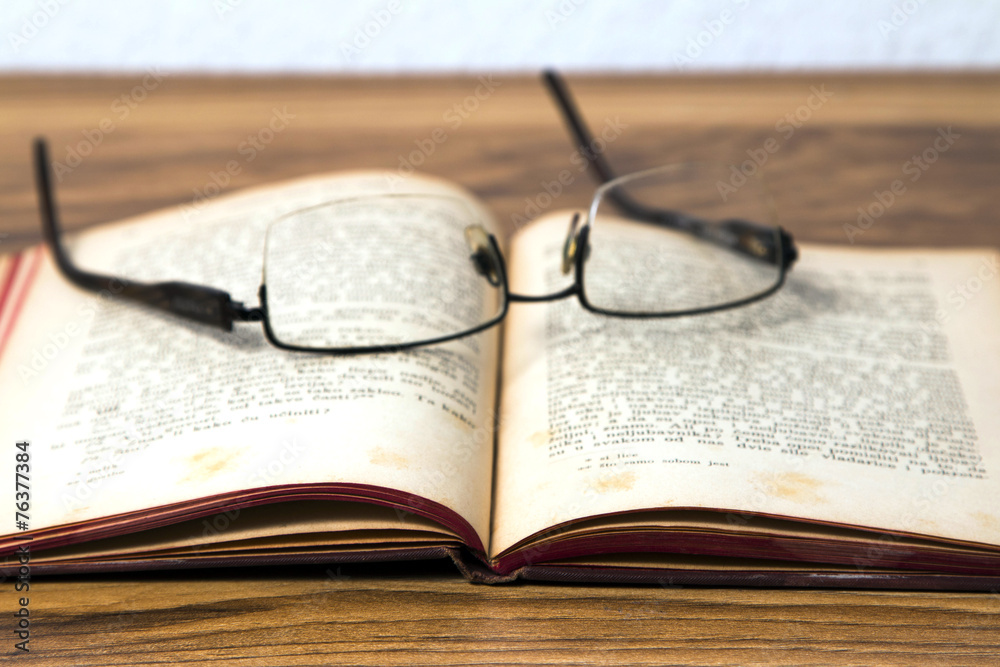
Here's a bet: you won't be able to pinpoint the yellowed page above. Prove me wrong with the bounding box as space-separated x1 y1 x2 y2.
0 171 499 550
492 211 1000 556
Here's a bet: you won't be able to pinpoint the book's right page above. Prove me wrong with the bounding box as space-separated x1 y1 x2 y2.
491 211 1000 566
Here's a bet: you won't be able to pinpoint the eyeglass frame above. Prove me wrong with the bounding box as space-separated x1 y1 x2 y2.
32 70 799 356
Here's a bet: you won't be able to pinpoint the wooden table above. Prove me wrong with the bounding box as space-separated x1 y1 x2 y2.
1 73 998 665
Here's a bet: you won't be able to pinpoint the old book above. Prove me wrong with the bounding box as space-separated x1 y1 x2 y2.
1 170 999 589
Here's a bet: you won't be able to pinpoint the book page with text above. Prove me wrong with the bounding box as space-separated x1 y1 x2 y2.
0 172 500 551
492 211 1000 557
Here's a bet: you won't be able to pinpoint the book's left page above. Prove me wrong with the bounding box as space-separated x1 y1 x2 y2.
0 171 500 564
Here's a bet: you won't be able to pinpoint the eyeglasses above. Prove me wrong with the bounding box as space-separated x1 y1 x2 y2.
33 71 798 355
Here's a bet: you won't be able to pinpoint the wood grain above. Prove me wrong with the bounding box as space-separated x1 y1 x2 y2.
1 73 999 665
2 74 998 250
20 561 1000 666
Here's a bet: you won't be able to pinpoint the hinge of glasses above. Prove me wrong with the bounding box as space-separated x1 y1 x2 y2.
226 300 264 324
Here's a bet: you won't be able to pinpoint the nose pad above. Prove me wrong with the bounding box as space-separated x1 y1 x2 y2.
561 212 582 275
464 225 502 287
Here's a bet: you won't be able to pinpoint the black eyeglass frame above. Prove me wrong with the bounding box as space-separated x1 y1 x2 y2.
33 70 799 355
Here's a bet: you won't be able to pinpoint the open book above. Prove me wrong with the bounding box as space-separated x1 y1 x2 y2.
2 170 999 589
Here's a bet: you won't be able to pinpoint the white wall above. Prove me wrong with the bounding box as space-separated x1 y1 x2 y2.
2 0 997 73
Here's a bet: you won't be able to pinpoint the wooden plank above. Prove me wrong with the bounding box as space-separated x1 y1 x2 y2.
21 562 1000 665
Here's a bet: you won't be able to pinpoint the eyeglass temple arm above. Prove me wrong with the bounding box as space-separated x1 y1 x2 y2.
541 70 797 269
33 137 261 331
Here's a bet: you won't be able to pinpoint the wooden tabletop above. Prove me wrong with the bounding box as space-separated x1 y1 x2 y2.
2 73 999 665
